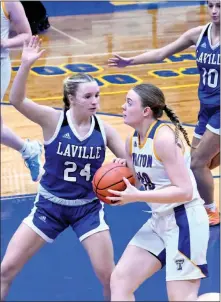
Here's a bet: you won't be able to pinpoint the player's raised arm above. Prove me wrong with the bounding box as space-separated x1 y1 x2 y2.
9 36 60 129
108 26 203 67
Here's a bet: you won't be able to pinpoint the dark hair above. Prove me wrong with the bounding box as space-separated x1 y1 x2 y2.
63 73 95 110
132 83 191 147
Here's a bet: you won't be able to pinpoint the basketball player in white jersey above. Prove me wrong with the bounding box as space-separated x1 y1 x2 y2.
1 1 42 181
106 84 209 301
108 0 220 226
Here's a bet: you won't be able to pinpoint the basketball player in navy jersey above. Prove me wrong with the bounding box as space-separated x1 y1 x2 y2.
108 0 220 226
0 36 126 301
106 83 209 301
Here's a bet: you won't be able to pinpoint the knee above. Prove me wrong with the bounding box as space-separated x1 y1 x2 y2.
190 155 206 170
110 269 120 289
209 153 220 170
110 267 131 294
95 265 113 287
1 261 18 283
168 292 198 301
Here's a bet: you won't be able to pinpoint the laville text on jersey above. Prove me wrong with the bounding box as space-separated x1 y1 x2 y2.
196 52 220 65
57 142 102 159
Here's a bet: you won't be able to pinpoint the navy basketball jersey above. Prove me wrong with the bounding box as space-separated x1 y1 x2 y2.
40 110 106 204
196 23 220 106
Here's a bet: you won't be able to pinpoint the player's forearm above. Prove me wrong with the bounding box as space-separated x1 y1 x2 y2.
136 185 193 204
4 33 31 49
130 48 163 65
10 63 31 106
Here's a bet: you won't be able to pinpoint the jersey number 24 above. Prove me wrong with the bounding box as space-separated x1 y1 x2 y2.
64 161 91 182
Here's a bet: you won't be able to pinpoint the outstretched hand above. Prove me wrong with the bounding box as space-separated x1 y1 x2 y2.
106 177 139 205
21 36 45 66
108 54 133 68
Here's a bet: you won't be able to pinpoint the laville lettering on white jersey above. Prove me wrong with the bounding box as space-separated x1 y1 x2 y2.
56 142 102 159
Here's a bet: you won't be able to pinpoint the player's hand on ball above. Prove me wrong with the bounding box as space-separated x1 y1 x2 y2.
107 177 139 205
112 158 127 166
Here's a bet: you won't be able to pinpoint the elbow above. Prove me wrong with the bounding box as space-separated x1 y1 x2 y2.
182 185 193 202
24 32 32 42
9 94 14 105
9 94 20 107
156 49 165 62
9 91 15 105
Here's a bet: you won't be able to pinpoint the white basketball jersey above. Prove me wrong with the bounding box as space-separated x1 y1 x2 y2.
1 1 10 58
130 120 203 213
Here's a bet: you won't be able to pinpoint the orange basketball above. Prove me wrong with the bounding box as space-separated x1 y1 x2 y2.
92 162 135 204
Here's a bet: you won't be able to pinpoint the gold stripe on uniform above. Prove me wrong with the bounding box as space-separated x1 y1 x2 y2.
1 1 9 19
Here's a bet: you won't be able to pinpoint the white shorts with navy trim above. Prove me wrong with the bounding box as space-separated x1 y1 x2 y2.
129 203 209 281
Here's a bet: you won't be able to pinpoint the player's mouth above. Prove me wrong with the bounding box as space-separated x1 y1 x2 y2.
212 15 219 20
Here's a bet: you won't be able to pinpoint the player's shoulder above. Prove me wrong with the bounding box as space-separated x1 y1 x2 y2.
154 124 175 144
154 125 185 161
5 1 24 16
153 124 183 155
184 25 206 45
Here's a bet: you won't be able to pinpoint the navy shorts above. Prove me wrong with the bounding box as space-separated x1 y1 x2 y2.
194 104 220 138
23 194 109 243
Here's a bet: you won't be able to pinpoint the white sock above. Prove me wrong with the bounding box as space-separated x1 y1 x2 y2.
19 140 32 158
205 202 216 212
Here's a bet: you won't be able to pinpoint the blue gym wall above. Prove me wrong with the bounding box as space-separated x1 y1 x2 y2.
42 1 206 17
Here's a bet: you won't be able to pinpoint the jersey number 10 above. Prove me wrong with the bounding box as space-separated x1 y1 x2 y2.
202 68 219 88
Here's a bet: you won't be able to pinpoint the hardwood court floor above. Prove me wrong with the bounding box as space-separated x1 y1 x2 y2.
1 4 219 207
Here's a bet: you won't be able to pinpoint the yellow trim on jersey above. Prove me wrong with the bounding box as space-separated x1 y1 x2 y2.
129 134 133 155
139 120 158 149
153 123 167 161
1 1 9 19
153 124 185 162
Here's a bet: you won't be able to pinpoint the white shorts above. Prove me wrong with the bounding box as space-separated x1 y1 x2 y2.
1 56 11 101
129 203 209 281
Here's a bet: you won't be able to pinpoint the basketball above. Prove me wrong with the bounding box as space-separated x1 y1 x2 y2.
92 162 135 204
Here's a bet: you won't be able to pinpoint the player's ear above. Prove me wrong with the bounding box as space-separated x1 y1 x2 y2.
68 94 75 104
143 106 151 117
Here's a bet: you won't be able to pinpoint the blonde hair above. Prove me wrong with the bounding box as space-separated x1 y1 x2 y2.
63 73 95 110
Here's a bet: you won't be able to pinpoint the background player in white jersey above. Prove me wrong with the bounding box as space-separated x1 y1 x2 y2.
108 0 220 226
1 36 126 301
107 84 209 301
1 1 42 181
